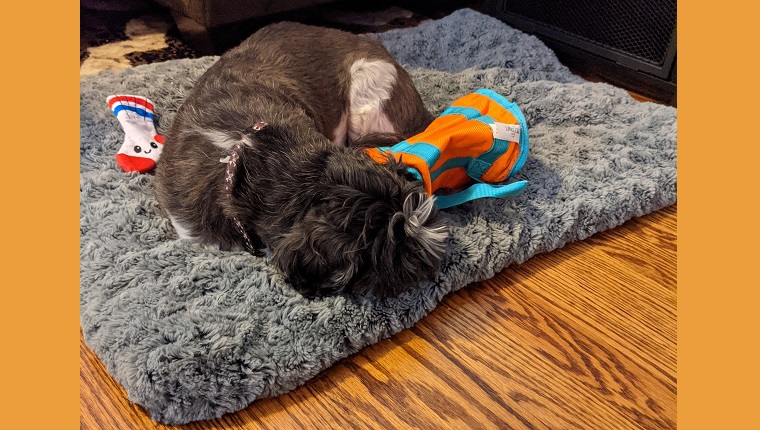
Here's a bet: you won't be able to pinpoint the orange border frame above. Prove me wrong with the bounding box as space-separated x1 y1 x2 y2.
679 1 760 428
3 2 79 429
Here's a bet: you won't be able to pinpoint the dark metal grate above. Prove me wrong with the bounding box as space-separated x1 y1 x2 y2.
500 0 676 65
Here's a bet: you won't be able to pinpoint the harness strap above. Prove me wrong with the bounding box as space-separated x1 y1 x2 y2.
219 121 269 255
221 143 257 254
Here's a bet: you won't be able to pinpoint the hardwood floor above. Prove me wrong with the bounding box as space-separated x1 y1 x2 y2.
81 205 677 430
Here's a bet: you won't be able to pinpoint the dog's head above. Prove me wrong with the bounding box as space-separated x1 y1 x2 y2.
271 152 448 297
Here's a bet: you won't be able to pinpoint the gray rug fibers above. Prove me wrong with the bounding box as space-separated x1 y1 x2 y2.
80 9 676 424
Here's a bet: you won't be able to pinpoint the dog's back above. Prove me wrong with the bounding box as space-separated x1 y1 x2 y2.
181 22 430 142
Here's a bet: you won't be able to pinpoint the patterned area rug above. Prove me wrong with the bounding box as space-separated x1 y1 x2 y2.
80 0 478 76
81 3 195 75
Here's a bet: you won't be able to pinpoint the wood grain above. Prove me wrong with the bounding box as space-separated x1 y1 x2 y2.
81 205 676 429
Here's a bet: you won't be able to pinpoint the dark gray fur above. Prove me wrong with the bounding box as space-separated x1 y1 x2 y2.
154 22 446 297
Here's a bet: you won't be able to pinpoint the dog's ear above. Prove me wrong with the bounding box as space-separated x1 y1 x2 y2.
384 155 421 183
394 191 448 259
327 259 358 291
271 224 325 295
367 190 447 294
271 218 359 296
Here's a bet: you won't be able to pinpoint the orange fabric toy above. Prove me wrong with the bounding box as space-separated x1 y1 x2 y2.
366 89 529 208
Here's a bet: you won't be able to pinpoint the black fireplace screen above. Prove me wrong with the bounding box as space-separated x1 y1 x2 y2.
497 0 676 77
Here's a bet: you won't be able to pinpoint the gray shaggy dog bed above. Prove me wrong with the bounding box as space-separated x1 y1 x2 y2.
80 9 676 424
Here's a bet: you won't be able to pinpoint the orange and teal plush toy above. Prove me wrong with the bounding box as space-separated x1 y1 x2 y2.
366 89 529 208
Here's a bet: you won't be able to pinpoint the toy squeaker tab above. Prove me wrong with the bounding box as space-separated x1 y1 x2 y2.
107 94 165 173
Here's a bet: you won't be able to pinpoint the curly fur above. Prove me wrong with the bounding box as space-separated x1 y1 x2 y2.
154 22 446 297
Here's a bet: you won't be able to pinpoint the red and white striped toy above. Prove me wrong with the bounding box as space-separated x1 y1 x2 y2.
107 94 165 173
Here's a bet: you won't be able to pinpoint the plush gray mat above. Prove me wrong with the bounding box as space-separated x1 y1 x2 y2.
80 9 676 424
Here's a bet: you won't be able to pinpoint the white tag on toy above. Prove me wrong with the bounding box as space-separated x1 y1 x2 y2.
489 123 521 143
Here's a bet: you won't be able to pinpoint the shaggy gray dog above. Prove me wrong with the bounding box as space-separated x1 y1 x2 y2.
154 22 447 297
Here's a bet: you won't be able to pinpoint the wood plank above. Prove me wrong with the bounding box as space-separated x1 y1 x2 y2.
81 205 676 429
508 207 677 379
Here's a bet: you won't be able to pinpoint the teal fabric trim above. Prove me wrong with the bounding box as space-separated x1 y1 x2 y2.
508 102 530 177
371 145 424 182
477 138 510 165
406 168 422 181
434 180 528 209
430 157 470 182
474 88 530 179
387 141 442 167
471 114 510 167
429 111 506 182
388 140 411 151
440 106 481 119
465 158 491 181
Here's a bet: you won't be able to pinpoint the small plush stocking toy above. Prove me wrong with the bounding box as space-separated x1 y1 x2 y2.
107 94 165 173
